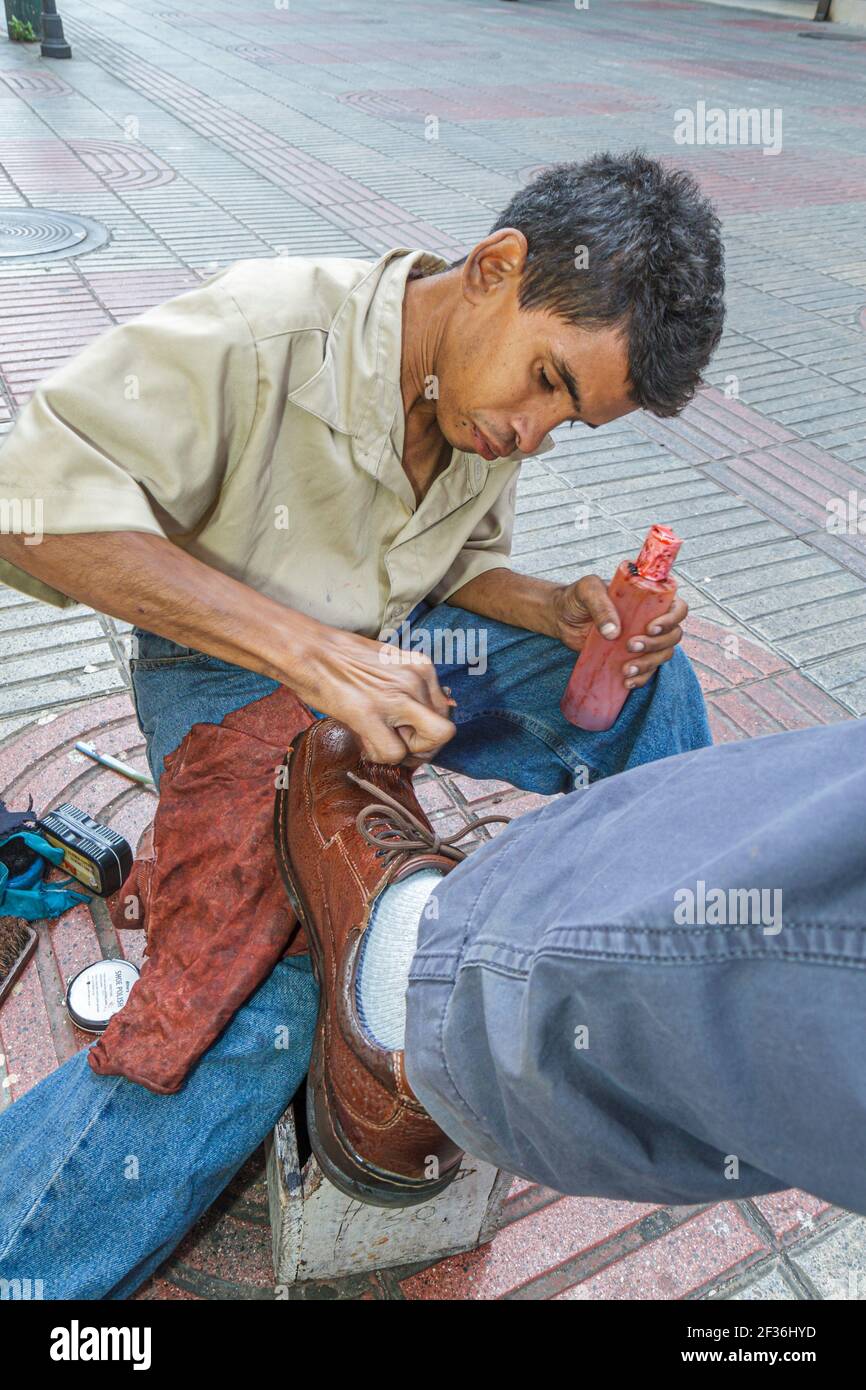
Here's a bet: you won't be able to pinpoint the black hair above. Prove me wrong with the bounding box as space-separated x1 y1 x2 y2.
455 151 725 418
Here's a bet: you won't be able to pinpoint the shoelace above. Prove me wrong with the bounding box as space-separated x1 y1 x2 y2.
346 770 511 867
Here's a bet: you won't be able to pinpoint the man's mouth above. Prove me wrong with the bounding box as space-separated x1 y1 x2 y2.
470 424 501 461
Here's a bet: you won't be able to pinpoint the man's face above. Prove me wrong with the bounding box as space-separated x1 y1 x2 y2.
436 230 638 460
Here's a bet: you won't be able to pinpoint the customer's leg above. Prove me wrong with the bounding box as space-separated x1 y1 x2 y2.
0 631 317 1298
411 601 711 794
406 718 866 1214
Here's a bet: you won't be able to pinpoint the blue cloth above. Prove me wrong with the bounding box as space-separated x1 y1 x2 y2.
0 832 92 920
405 717 866 1216
0 606 708 1297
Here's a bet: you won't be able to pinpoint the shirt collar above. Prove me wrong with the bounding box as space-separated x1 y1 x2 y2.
286 246 555 503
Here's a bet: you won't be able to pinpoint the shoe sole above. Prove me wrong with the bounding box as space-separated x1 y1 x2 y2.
273 730 460 1209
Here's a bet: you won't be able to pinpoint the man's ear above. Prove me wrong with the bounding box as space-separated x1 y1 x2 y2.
461 228 528 304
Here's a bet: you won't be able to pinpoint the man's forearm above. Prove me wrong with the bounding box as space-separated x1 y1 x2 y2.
448 567 563 639
0 529 461 764
0 529 322 684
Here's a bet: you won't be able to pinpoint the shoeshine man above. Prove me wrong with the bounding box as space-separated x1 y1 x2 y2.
0 153 724 1296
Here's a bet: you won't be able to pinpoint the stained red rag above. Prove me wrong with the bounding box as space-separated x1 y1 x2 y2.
88 685 313 1094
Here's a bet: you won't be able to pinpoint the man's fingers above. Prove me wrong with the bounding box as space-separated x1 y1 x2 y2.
389 697 457 759
622 646 674 688
358 698 455 766
358 722 411 765
645 596 688 636
359 712 452 768
377 644 454 719
415 659 456 720
627 625 683 656
626 669 664 689
353 689 457 766
573 575 620 638
396 656 455 725
395 726 439 770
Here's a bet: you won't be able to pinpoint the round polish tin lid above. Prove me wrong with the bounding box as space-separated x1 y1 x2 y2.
65 958 140 1034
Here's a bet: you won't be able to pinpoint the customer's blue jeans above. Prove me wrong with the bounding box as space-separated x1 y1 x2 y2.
0 604 710 1299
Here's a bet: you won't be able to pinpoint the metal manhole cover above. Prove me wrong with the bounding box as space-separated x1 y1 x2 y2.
0 208 110 263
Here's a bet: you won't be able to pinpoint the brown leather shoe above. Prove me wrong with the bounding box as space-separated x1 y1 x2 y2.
274 717 507 1207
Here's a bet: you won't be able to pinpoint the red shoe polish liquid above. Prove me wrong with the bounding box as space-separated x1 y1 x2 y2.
560 524 683 733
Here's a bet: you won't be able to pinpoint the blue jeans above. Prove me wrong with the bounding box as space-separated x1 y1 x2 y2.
0 604 710 1298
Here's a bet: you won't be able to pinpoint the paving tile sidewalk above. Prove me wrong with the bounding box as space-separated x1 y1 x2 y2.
1 0 865 1300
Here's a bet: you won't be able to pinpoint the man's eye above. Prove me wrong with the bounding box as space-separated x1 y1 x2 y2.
540 370 555 392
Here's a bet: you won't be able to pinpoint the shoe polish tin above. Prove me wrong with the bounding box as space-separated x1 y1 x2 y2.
65 958 140 1033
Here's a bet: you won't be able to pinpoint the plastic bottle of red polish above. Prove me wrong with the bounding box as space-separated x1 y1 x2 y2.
560 524 683 733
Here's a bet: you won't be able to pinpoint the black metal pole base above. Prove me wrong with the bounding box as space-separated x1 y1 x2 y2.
41 12 72 58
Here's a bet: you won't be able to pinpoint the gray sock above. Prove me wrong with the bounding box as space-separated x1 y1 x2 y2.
355 869 442 1050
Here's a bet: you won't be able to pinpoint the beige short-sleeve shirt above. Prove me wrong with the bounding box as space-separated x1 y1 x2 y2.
0 248 553 639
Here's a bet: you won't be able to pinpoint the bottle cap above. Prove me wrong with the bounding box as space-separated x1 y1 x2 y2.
635 524 682 582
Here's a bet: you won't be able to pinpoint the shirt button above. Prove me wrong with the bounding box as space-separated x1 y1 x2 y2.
473 459 484 489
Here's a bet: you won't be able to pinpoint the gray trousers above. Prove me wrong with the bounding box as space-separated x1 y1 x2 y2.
405 718 866 1215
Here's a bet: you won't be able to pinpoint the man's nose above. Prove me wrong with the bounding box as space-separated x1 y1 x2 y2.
510 410 560 455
